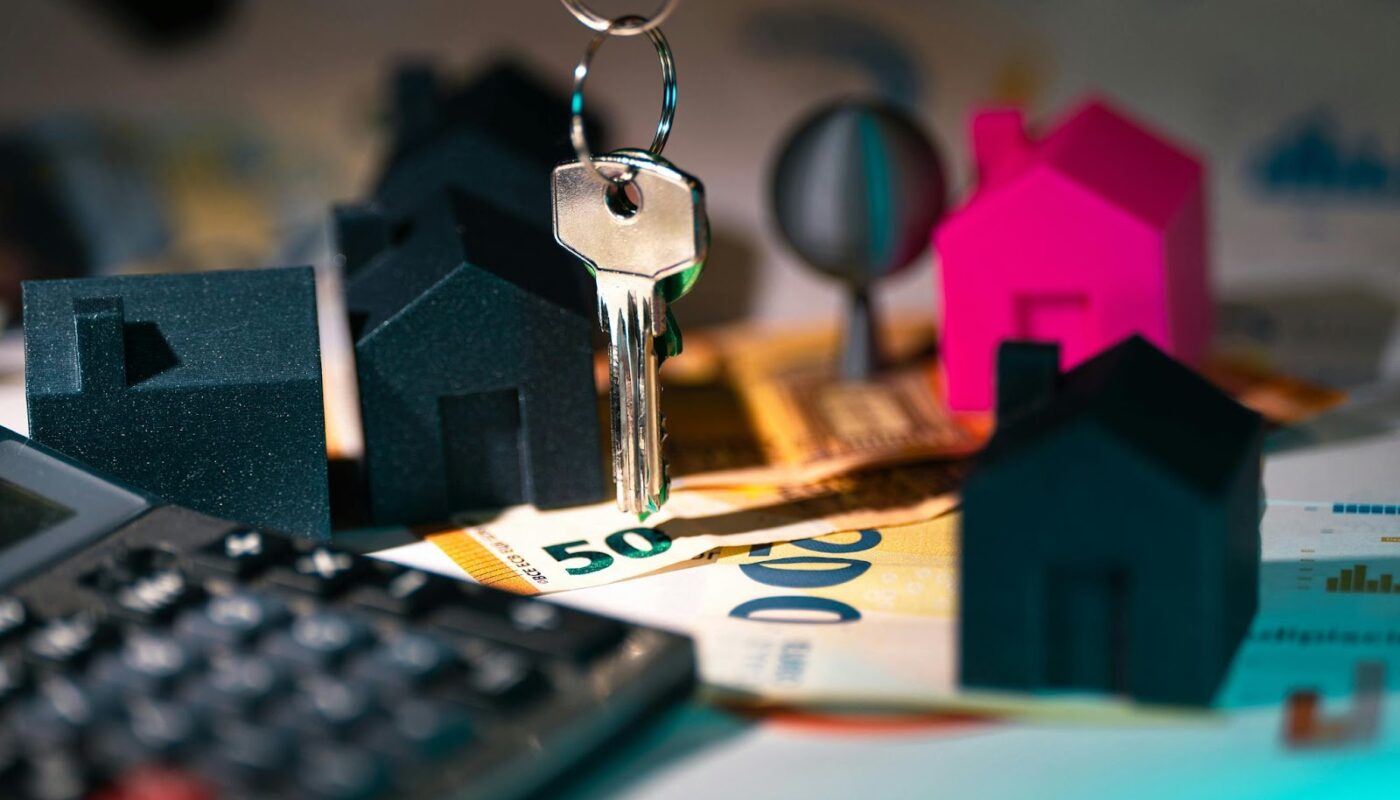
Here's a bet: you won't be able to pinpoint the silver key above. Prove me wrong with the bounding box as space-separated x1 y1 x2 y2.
552 150 708 516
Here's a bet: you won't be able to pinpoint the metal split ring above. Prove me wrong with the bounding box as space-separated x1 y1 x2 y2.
569 14 676 187
559 0 678 36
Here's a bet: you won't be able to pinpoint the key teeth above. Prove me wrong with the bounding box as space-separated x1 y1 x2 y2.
657 411 671 512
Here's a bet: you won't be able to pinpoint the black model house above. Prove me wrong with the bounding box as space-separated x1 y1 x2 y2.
337 59 605 526
23 268 330 537
335 124 554 283
342 185 603 524
959 336 1264 706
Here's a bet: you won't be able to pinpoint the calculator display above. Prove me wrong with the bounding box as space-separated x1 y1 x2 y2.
0 434 151 589
0 477 75 543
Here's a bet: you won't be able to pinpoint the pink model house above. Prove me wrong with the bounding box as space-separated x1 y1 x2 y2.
934 98 1210 411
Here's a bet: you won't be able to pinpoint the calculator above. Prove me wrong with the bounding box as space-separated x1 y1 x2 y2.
0 424 696 799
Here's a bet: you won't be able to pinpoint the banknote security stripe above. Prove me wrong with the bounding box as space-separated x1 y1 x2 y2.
427 529 543 595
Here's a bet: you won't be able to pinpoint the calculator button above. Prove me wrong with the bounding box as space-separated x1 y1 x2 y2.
25 612 114 670
266 546 366 597
263 611 373 670
0 732 23 788
16 675 112 749
22 746 94 800
0 652 29 706
349 631 455 693
296 741 392 800
466 647 546 703
348 563 453 617
188 655 290 718
97 697 208 765
86 546 178 586
95 634 201 697
193 530 291 580
177 592 290 648
432 644 547 710
109 568 203 624
122 633 197 678
128 698 204 754
431 594 626 663
0 596 32 645
288 675 378 739
204 722 298 789
367 699 476 764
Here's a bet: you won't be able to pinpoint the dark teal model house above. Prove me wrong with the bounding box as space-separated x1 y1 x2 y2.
338 60 605 526
342 185 603 525
23 268 329 538
960 336 1264 706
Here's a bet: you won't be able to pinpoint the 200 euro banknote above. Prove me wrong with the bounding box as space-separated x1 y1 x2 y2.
689 517 1206 721
694 514 962 708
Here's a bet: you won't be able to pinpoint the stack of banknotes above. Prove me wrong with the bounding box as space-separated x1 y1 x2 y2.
425 323 976 593
399 322 1345 713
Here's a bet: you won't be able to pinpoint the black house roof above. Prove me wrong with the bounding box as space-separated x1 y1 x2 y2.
346 186 594 343
377 60 606 187
372 125 553 228
977 336 1263 499
348 57 599 351
24 268 320 396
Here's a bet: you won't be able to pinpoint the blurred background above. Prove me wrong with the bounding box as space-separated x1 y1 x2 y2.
1 0 1397 398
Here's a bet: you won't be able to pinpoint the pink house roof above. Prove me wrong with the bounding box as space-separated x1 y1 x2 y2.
972 99 1202 230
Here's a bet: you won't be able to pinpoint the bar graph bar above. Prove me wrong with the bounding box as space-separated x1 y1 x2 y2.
1325 564 1400 594
1332 503 1400 515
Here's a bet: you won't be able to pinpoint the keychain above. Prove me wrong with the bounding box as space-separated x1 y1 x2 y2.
552 0 708 518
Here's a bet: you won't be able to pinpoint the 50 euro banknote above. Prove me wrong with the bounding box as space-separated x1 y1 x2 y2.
404 461 966 595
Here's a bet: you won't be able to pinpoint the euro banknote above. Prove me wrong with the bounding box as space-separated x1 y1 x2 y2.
692 514 962 708
422 460 966 595
1199 355 1346 425
687 517 1208 721
663 323 985 488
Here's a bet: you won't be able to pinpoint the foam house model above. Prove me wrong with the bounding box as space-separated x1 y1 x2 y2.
934 98 1210 411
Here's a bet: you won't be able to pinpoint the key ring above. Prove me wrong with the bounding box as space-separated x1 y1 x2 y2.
560 0 678 36
570 14 676 188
